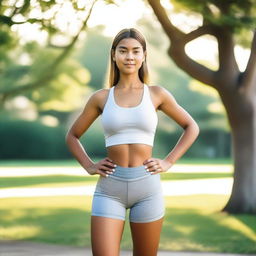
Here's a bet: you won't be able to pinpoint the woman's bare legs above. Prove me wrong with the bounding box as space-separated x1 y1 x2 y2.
91 216 125 256
130 217 164 256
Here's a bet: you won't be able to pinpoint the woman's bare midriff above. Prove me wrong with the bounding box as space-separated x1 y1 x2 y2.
106 144 152 167
99 87 159 168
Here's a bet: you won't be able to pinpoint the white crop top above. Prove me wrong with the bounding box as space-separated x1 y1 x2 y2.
101 84 158 147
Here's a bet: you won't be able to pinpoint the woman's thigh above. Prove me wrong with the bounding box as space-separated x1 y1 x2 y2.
130 217 164 256
91 216 125 256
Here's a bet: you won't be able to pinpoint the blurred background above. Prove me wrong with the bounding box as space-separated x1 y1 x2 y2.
0 0 232 161
1 0 255 254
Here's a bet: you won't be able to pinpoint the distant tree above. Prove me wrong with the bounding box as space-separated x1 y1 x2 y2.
147 0 256 213
76 25 112 90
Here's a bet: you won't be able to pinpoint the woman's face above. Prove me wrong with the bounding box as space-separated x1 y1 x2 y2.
112 38 146 75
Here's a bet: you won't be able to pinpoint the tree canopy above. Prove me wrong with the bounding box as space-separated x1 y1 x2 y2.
0 0 97 104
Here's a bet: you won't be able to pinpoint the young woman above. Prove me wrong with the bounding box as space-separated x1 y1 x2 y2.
66 28 199 256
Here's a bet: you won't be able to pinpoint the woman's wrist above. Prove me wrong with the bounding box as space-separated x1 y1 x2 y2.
160 158 174 172
163 157 175 167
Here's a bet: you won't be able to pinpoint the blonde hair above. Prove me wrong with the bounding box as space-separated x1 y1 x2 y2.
108 28 149 88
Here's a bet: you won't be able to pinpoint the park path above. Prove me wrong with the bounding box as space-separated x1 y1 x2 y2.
0 164 232 177
0 178 232 198
0 240 254 256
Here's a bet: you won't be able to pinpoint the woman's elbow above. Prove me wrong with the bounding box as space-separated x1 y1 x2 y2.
191 121 200 137
65 131 71 145
65 130 77 144
184 120 200 136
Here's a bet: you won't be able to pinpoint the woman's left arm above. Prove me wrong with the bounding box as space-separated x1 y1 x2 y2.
144 86 200 174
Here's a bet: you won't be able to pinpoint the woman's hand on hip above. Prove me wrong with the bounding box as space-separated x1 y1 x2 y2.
143 158 173 175
86 157 116 177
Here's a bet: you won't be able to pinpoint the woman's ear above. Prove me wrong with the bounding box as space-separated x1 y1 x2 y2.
143 50 147 62
111 50 115 62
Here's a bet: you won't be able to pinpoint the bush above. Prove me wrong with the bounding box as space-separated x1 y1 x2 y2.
0 118 107 160
0 118 231 160
154 127 231 159
0 119 70 159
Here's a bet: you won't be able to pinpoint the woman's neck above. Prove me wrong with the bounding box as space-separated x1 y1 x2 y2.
116 76 143 89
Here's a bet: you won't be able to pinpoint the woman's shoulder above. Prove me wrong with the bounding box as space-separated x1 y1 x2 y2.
147 84 173 97
88 88 110 102
86 88 110 110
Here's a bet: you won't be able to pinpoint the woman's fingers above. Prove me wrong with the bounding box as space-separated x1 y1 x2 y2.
95 169 109 177
103 158 116 168
93 158 116 177
144 158 163 174
86 157 117 177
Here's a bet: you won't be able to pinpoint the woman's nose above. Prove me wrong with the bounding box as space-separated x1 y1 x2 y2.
126 52 134 59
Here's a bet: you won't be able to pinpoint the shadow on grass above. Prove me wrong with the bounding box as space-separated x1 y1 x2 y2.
0 196 255 254
161 208 256 254
0 200 91 246
0 196 133 249
0 175 98 188
161 172 232 181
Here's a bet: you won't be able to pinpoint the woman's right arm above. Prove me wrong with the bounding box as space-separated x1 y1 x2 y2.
65 90 116 177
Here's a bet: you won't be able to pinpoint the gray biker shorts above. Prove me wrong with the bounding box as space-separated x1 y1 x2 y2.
91 165 165 223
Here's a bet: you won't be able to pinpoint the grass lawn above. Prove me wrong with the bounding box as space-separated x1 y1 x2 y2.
0 158 232 167
0 172 232 189
0 195 255 254
0 160 255 254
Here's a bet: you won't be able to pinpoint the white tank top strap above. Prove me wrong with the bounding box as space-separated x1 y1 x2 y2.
143 84 151 103
103 86 115 110
109 84 147 108
108 86 115 103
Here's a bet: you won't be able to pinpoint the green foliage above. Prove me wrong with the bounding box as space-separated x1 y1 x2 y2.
75 26 112 90
0 26 12 45
0 119 69 159
1 0 59 30
234 28 254 48
28 49 90 111
79 118 107 157
0 40 90 112
172 0 256 31
0 25 19 72
1 194 255 253
0 0 96 117
0 118 106 159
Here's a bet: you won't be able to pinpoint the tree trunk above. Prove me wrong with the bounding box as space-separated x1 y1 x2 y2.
146 0 256 214
220 89 256 213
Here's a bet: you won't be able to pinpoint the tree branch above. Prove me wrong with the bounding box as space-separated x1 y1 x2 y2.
10 2 20 18
147 0 184 41
216 27 239 76
0 73 56 98
183 25 216 43
147 0 217 87
168 43 216 87
0 0 97 102
0 15 42 26
240 30 256 93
